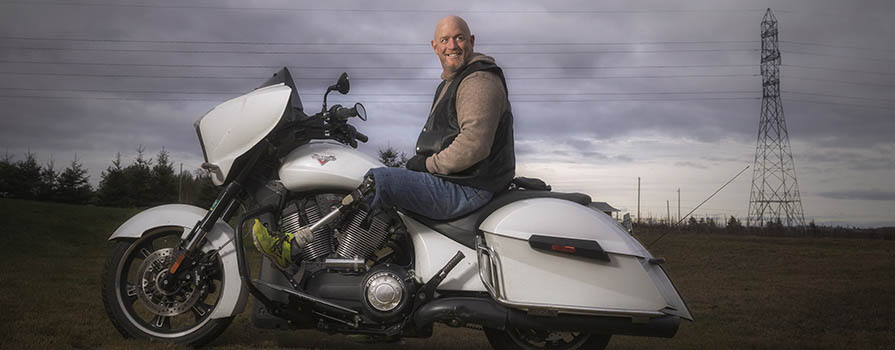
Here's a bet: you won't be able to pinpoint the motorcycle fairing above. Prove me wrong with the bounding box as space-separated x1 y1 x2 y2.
195 83 292 185
108 204 249 320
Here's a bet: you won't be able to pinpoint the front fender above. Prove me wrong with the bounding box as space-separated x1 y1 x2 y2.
109 204 248 320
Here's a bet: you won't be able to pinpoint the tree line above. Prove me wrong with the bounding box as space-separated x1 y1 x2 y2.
0 146 409 209
0 148 217 208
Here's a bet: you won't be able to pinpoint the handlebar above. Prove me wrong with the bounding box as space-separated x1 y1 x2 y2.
355 131 368 143
331 102 367 121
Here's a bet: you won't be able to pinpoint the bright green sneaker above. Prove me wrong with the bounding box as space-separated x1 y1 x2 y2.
252 219 295 269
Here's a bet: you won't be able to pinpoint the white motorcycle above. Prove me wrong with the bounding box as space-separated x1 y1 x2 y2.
101 68 691 349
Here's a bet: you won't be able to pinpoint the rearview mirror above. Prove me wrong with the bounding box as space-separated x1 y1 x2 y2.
335 72 350 94
322 72 351 112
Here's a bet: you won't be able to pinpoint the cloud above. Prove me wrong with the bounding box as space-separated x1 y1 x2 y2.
818 190 895 201
675 161 709 169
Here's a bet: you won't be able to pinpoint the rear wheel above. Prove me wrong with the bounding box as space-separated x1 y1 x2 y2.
101 228 233 347
484 327 611 350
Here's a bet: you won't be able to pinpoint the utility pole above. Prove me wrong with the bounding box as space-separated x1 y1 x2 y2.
667 200 671 226
748 8 806 227
677 188 681 224
637 177 641 224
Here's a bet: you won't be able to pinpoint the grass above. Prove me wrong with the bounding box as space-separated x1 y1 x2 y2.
1 198 893 349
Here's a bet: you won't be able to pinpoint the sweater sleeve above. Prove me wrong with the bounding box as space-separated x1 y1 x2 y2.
425 71 507 174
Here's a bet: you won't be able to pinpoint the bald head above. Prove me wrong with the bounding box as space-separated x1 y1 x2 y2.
431 15 475 75
433 15 471 40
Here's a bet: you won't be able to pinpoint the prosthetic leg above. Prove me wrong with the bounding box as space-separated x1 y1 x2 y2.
289 175 376 255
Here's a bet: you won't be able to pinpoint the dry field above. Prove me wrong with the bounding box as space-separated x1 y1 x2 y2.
1 198 893 349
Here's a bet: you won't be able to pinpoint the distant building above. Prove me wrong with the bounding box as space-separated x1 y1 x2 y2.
588 202 620 217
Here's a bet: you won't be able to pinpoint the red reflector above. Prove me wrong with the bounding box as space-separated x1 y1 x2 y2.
169 253 186 274
551 244 576 254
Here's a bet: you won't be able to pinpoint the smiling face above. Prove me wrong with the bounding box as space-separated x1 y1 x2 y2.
431 16 475 76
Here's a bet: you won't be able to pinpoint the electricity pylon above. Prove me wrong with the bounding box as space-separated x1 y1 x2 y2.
748 9 806 227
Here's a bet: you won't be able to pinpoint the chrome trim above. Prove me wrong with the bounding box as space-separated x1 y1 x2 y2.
475 235 667 318
475 236 501 298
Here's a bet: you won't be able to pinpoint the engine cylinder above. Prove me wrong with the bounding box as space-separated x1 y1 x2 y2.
334 208 390 260
279 195 338 261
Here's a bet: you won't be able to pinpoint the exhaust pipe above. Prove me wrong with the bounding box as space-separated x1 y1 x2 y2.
413 297 680 338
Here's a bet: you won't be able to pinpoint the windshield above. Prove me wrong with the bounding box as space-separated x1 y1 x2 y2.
258 67 305 116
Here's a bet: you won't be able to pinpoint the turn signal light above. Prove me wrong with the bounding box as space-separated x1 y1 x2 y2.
551 245 576 254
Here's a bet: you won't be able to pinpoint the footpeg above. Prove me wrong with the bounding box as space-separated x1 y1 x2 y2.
415 251 465 304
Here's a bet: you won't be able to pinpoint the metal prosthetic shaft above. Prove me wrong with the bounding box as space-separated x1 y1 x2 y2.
292 176 376 248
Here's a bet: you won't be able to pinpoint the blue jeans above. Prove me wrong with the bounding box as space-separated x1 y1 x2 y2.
364 167 493 220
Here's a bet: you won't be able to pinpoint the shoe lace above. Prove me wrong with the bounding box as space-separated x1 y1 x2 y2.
270 234 288 255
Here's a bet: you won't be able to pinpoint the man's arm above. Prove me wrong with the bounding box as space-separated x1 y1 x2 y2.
425 71 507 174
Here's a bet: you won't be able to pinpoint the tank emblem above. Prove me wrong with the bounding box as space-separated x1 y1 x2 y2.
312 153 337 166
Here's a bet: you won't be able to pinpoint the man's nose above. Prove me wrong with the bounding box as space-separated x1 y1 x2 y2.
446 38 458 49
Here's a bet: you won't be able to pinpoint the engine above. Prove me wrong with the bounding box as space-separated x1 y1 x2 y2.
278 194 393 262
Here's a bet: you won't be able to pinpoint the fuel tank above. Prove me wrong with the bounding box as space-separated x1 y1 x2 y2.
279 141 384 192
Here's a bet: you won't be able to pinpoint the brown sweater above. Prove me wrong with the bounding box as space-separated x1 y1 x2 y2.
425 53 508 174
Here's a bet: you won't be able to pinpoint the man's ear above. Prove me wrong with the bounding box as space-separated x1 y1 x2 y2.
469 34 475 48
431 40 437 52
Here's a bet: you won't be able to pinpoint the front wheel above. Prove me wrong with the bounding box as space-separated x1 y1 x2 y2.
484 327 611 350
101 228 233 347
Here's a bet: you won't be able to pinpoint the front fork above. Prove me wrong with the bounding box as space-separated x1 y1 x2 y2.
160 141 270 291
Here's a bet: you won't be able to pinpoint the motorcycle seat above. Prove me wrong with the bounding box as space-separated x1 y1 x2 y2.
406 190 592 249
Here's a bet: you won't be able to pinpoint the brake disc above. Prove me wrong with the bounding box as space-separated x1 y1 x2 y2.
135 248 204 316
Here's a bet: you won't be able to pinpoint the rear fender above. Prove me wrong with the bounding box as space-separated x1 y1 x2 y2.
108 204 248 320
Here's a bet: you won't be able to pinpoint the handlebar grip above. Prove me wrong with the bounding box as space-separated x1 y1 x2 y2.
355 131 369 143
332 106 352 120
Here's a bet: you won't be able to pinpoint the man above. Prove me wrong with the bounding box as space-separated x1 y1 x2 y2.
253 15 515 269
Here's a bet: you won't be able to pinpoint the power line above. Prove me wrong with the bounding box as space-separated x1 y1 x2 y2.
781 40 895 54
0 35 759 47
785 75 895 89
0 87 758 96
0 95 895 111
783 91 895 105
0 95 759 103
0 71 759 80
0 45 759 55
786 98 895 111
782 64 895 77
0 2 775 15
0 95 221 102
0 59 757 71
781 49 895 63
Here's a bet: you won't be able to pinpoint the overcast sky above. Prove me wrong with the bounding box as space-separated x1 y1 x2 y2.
1 0 893 227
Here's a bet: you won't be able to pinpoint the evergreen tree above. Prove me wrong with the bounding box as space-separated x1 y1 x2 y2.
193 169 219 208
37 158 58 201
97 153 130 207
0 152 14 197
378 146 409 168
124 146 154 207
150 148 177 205
9 152 42 199
56 156 93 204
726 215 743 233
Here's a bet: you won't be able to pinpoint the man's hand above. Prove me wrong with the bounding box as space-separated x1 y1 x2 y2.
406 155 428 172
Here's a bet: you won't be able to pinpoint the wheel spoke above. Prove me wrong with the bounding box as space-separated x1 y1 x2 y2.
124 283 139 304
151 315 171 329
191 302 210 321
